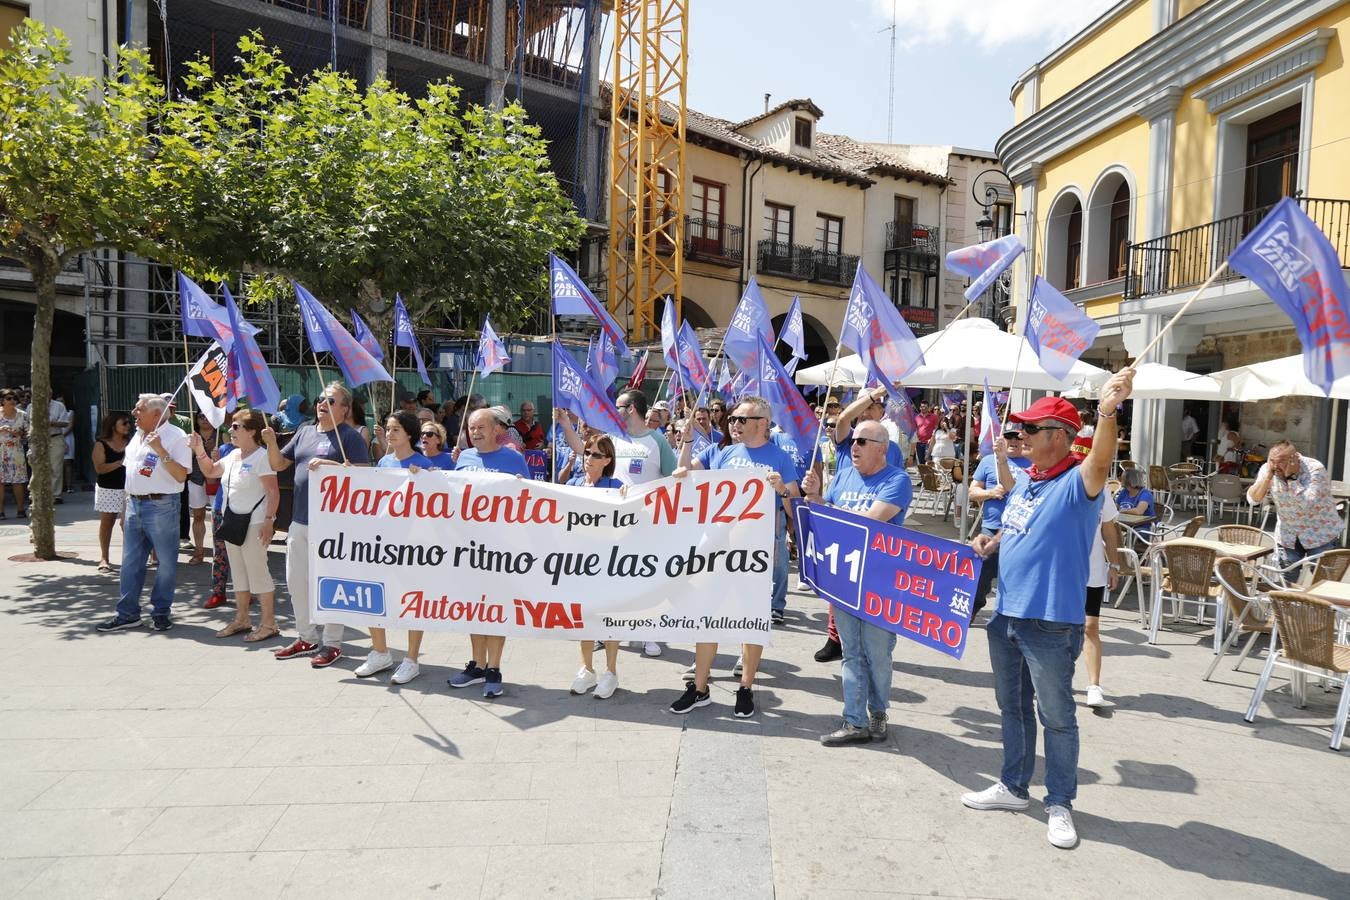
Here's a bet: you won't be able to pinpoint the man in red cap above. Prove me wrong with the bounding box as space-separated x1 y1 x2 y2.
960 368 1134 850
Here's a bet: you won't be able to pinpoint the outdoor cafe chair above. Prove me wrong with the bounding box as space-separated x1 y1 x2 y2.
1168 463 1203 512
1204 557 1272 681
1146 541 1220 645
1244 591 1350 751
915 464 953 519
1148 464 1171 508
1111 523 1149 625
1255 547 1350 592
1208 474 1251 524
1217 524 1275 549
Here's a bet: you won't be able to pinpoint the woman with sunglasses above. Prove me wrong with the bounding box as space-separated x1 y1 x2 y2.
0 389 29 519
418 422 455 469
568 434 625 699
358 410 432 683
191 410 281 642
91 411 132 572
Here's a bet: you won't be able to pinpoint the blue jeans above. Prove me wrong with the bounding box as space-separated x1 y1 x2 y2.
972 527 1000 615
834 608 897 727
771 523 788 612
116 495 182 620
1277 538 1338 571
986 612 1083 809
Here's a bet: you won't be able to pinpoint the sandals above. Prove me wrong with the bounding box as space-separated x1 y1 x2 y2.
243 625 280 643
187 552 206 566
97 563 114 574
215 621 252 639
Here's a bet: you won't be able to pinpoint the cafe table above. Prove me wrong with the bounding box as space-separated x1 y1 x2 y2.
1153 537 1275 650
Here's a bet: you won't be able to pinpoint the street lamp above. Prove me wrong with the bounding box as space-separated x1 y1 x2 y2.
969 168 1015 325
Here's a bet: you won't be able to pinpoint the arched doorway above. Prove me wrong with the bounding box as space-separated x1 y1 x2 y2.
768 311 833 369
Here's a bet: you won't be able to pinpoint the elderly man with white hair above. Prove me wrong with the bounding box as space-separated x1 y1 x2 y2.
97 393 192 633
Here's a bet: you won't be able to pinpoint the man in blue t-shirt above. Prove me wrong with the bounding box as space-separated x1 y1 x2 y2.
671 395 799 719
967 429 1033 616
831 387 905 472
262 382 371 669
802 419 912 747
448 407 531 698
960 370 1135 852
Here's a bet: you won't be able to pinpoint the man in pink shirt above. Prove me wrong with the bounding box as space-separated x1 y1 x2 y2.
914 403 940 464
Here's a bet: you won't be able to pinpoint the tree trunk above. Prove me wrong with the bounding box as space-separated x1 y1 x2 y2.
27 256 58 560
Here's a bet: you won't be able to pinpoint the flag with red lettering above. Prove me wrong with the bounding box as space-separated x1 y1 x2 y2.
223 285 281 413
842 265 925 392
626 349 649 390
756 335 818 461
294 281 393 388
393 294 431 386
978 377 1000 456
553 342 629 438
550 253 631 358
945 234 1026 302
1024 277 1100 381
351 309 385 363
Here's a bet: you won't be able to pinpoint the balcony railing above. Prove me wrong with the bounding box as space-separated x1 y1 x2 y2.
755 241 859 285
884 220 940 254
1125 196 1350 300
262 0 370 30
811 250 860 286
685 217 743 266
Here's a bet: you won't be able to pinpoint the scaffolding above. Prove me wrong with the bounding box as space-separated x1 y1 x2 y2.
607 0 686 342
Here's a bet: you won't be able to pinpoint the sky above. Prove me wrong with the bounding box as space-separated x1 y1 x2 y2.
682 0 1118 151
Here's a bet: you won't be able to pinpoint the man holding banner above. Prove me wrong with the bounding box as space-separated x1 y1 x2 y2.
801 419 913 745
961 369 1134 850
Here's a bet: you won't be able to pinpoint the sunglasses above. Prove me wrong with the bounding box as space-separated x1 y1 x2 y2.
316 396 345 407
616 403 632 412
825 421 837 428
1018 422 1070 436
727 415 766 425
228 423 245 430
421 432 440 439
583 451 610 460
852 436 886 446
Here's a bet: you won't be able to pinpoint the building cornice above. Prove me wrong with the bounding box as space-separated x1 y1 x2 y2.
1192 27 1335 113
994 0 1342 177
1134 85 1185 121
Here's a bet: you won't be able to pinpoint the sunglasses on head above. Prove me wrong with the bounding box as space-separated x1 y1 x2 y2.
727 415 765 425
1018 422 1069 435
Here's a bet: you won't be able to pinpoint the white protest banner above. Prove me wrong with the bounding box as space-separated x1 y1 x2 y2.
307 467 775 645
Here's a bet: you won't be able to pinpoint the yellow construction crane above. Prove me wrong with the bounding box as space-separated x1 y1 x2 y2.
607 0 688 342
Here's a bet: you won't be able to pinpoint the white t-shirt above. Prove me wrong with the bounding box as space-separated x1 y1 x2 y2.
123 423 191 495
1088 489 1120 588
612 430 663 486
930 429 956 460
220 446 274 524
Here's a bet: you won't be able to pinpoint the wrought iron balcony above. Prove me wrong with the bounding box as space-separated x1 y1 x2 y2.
1124 196 1350 300
757 240 815 281
684 217 743 267
884 220 940 254
810 250 860 286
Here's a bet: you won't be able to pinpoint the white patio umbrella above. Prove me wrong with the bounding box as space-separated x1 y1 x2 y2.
1210 354 1350 401
1061 362 1224 401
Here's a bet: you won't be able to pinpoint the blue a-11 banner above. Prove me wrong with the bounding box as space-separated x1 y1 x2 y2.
794 502 981 659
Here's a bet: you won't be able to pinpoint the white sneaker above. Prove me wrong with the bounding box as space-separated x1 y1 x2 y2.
594 670 619 699
355 650 394 678
390 657 420 684
1085 684 1106 707
961 781 1030 811
570 667 598 695
643 641 662 657
732 656 744 677
1046 805 1078 849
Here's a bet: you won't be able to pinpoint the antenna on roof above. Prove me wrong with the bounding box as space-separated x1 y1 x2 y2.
886 0 897 143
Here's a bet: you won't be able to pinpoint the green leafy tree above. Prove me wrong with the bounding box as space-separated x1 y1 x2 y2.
0 21 183 559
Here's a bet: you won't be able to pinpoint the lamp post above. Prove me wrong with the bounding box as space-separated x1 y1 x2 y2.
970 168 1016 328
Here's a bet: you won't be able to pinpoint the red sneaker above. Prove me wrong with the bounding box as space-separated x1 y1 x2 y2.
273 638 318 660
203 593 228 610
311 646 342 668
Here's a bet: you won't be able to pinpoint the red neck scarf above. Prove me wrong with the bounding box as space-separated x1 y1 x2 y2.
1028 453 1078 482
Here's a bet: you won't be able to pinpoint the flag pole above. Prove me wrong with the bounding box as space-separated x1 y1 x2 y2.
180 335 196 426
312 351 349 465
550 310 558 483
457 370 478 453
1132 262 1230 366
805 337 846 472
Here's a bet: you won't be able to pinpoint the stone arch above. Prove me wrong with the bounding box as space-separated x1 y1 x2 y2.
769 310 833 370
1084 165 1137 285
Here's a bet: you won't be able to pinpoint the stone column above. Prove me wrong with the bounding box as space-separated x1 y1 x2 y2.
1137 86 1184 297
367 0 388 83
486 0 508 108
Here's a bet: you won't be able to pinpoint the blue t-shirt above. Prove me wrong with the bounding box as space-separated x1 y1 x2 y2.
972 453 1034 531
825 464 913 527
423 451 456 470
1114 487 1156 519
456 446 532 478
997 466 1103 625
378 451 432 469
710 441 799 486
835 429 904 473
555 444 575 482
283 423 371 526
695 443 721 470
771 431 812 483
567 472 623 490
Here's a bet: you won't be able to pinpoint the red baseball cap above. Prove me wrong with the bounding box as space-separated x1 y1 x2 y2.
1007 397 1082 433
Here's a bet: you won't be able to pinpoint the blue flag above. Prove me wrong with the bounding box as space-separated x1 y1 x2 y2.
1227 197 1350 394
294 281 393 388
593 328 619 388
676 321 711 396
350 309 384 363
778 294 807 360
842 266 925 392
979 377 1000 456
223 285 281 414
945 233 1026 302
730 364 755 399
392 294 431 386
477 317 510 378
1024 276 1100 381
660 296 679 369
549 253 631 358
756 335 818 464
940 390 963 413
724 276 774 371
552 342 629 438
178 273 257 350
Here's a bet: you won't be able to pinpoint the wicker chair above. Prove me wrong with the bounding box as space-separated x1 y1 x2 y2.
914 464 953 518
1148 542 1219 644
1110 522 1148 624
1204 557 1272 681
1311 549 1350 584
1217 524 1274 548
1244 591 1350 750
1148 464 1171 507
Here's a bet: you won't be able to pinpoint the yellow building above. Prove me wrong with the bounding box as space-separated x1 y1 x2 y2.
996 0 1349 475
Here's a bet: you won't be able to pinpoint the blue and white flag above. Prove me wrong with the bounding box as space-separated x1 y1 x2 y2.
676 321 711 396
223 285 281 413
178 273 258 351
778 295 807 361
978 377 1000 456
476 317 510 378
552 342 628 437
660 295 679 369
549 253 631 358
294 282 393 388
945 234 1026 302
351 309 384 363
1227 197 1350 394
723 276 774 371
841 266 925 392
392 294 431 386
756 335 818 463
1024 277 1100 382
